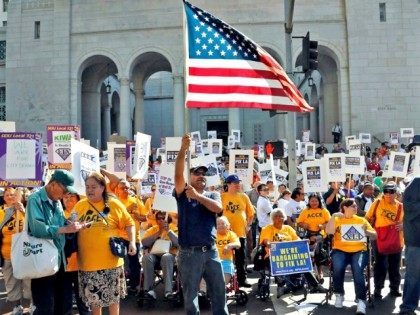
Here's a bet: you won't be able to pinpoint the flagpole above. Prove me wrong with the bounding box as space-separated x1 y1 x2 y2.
284 0 297 189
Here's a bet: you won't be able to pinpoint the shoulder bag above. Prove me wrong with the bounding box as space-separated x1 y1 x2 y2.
375 203 402 255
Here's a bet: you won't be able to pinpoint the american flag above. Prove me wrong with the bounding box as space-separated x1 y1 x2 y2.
183 1 313 112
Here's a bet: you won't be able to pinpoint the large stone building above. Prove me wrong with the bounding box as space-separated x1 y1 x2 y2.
1 0 419 149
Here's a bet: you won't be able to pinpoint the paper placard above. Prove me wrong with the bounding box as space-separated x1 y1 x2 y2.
258 162 272 184
229 149 253 189
389 151 410 178
131 132 151 180
227 136 235 149
208 139 222 157
345 135 356 149
140 173 157 196
191 154 221 187
153 163 177 213
344 155 365 175
269 241 313 276
389 132 399 145
190 131 201 144
126 141 136 178
400 128 414 139
46 125 80 170
107 143 126 178
202 140 209 155
382 160 392 178
302 130 310 143
304 142 315 160
302 160 328 193
0 121 16 132
359 133 371 144
231 129 241 143
295 140 301 156
165 137 182 164
348 139 362 156
273 168 289 186
207 130 217 139
324 153 346 183
340 224 366 242
70 139 100 195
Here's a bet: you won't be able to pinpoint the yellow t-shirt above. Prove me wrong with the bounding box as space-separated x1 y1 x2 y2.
332 215 374 253
75 198 135 272
63 208 79 272
296 207 331 233
119 195 146 243
216 230 239 261
1 210 24 260
221 192 255 238
142 223 178 255
259 224 299 244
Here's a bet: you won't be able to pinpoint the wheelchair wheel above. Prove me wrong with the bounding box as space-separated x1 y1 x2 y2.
258 283 270 301
235 290 248 306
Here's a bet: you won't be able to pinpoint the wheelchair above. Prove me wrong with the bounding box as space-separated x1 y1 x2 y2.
225 253 248 306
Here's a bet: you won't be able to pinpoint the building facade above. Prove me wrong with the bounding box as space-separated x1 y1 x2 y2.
2 0 420 149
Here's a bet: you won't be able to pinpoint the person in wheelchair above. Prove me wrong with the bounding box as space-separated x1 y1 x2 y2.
141 211 179 300
296 193 331 281
259 208 328 297
325 198 376 315
216 216 241 284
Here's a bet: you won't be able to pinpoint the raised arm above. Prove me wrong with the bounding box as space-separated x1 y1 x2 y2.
174 134 190 196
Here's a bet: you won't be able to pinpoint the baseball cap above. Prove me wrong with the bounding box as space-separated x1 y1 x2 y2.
51 170 77 194
225 174 241 184
383 181 397 192
190 165 208 174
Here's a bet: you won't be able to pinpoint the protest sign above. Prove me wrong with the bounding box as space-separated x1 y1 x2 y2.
231 129 241 143
132 132 151 180
207 130 217 139
125 141 136 178
140 172 157 196
227 136 235 149
382 160 392 178
273 168 288 186
107 142 126 178
79 138 90 146
344 155 365 175
389 151 410 178
0 121 16 132
348 139 362 156
99 150 108 168
229 150 253 189
324 153 346 183
156 148 166 162
208 139 222 157
153 163 177 213
269 240 313 276
190 131 201 144
301 160 328 193
340 224 367 242
191 154 221 187
258 162 272 183
202 139 209 155
0 132 43 187
345 135 356 149
46 125 80 170
165 137 182 164
389 132 399 145
193 142 204 157
302 130 310 143
359 133 371 144
70 139 100 195
400 128 414 139
295 140 301 156
304 142 315 160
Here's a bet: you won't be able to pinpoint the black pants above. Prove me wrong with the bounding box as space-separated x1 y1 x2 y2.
31 266 66 315
372 241 402 292
234 238 247 284
62 271 90 315
127 242 141 289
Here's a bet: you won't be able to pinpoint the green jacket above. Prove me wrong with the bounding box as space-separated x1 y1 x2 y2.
26 187 66 269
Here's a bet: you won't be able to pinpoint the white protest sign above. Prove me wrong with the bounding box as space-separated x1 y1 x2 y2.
400 128 414 139
359 133 371 144
231 129 241 143
165 137 182 164
107 142 126 178
99 150 108 168
6 139 36 179
304 142 315 160
295 140 301 156
191 154 221 187
156 148 166 162
140 173 157 196
348 139 362 156
202 140 209 155
132 132 151 180
345 135 356 149
389 132 399 145
302 160 328 193
229 149 253 189
70 139 100 195
0 121 16 132
258 162 272 183
273 168 289 186
227 136 235 149
382 160 392 178
79 138 90 146
300 142 306 156
208 139 222 157
324 153 346 183
340 224 366 242
302 130 310 143
207 130 217 139
153 163 177 213
190 131 201 144
389 151 410 178
344 155 365 175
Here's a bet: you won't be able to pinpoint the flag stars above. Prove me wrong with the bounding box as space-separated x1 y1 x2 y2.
244 52 248 57
220 38 226 44
214 44 220 50
221 51 226 56
204 16 209 22
207 26 212 32
233 51 238 56
196 50 201 56
227 44 232 50
193 14 198 20
208 50 213 56
200 21 205 26
194 26 200 32
201 32 207 38
208 38 214 44
195 38 201 44
197 11 203 15
201 44 207 50
214 32 219 38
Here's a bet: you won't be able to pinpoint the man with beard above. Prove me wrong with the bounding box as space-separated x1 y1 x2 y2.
174 134 228 315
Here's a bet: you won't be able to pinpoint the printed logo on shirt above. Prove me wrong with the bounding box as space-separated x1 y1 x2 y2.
79 209 107 227
217 239 231 246
226 202 240 214
380 209 397 222
306 213 323 218
5 218 23 231
273 233 288 242
341 226 365 241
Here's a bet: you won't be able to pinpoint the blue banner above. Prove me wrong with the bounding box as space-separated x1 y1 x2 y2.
269 240 313 276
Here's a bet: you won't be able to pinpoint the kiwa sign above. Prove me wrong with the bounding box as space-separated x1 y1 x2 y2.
47 125 80 170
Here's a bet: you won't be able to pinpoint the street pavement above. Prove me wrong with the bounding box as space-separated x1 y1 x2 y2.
0 266 418 314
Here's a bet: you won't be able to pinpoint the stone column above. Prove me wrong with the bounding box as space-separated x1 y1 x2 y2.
134 87 145 133
302 113 309 131
173 75 185 136
119 77 132 138
228 108 240 132
81 89 101 146
310 109 318 142
318 97 325 143
101 94 112 147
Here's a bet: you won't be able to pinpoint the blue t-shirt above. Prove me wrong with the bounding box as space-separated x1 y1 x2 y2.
174 189 219 247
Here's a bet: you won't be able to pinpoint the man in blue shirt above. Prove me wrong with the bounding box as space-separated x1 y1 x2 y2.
174 134 228 315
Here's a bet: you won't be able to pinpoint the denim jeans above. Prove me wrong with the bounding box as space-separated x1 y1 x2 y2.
332 250 368 301
178 246 228 315
127 242 141 289
400 246 420 312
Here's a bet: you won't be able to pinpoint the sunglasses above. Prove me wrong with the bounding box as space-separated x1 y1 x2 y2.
151 189 156 192
193 171 206 176
383 189 396 194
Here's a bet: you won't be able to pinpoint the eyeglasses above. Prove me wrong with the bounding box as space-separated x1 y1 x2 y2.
349 204 357 208
151 189 156 192
383 189 396 194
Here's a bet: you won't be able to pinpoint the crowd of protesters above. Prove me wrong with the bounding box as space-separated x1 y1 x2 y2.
0 135 418 315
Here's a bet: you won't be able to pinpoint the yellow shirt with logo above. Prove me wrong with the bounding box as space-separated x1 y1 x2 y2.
221 192 255 238
259 224 299 244
332 215 374 252
216 230 239 261
119 195 146 243
142 223 178 255
296 207 331 232
74 198 134 272
0 210 24 260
